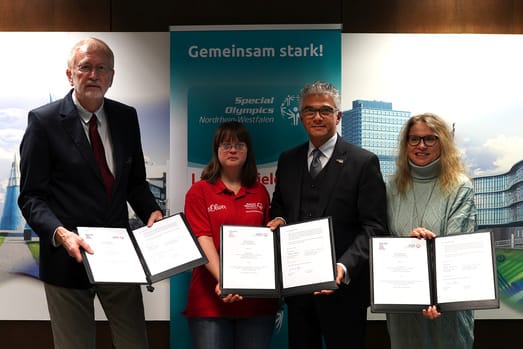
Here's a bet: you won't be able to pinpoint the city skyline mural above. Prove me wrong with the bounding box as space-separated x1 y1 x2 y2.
342 33 523 319
0 32 522 321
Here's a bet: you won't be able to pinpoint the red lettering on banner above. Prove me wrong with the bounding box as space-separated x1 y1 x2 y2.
257 172 277 185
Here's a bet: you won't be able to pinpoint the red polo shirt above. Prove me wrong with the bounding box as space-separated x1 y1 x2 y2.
183 179 279 318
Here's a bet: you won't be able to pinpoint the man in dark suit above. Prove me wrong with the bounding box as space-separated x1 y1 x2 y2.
18 37 163 349
267 81 389 349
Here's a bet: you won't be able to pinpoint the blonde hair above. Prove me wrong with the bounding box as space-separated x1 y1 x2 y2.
393 113 466 194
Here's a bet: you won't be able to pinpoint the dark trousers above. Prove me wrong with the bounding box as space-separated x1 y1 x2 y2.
44 282 149 349
286 290 367 349
187 315 275 349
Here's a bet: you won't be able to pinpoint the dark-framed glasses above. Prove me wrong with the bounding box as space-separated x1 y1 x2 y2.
300 106 337 119
219 142 247 151
407 135 439 147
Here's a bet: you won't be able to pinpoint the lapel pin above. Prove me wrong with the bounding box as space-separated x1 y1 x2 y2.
336 159 344 164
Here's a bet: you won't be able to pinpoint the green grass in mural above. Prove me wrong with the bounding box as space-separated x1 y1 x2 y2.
26 241 40 262
0 235 5 245
495 248 523 311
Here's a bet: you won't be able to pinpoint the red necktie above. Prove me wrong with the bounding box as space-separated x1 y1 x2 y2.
89 114 114 199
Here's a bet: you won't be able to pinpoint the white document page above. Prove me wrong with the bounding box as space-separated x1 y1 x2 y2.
372 237 431 305
435 232 496 303
221 226 276 290
133 214 203 275
78 227 147 283
279 218 334 289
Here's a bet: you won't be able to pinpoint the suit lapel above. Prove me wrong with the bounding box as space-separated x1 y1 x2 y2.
59 93 102 181
104 101 127 188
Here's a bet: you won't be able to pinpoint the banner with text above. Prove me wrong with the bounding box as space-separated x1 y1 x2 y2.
169 24 341 349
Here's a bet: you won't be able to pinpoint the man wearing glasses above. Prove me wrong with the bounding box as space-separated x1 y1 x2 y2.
18 37 163 349
267 81 389 349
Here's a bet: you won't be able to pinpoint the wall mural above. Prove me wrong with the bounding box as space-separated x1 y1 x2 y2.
0 32 522 325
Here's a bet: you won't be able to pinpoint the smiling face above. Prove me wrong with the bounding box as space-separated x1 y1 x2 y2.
66 40 114 112
407 121 441 166
299 93 341 147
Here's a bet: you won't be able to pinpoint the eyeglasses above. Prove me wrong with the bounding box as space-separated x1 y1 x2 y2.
300 106 338 119
407 135 439 147
219 142 247 151
77 64 112 74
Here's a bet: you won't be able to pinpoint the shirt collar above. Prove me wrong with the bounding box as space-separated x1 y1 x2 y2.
308 134 337 159
214 178 250 197
72 92 105 125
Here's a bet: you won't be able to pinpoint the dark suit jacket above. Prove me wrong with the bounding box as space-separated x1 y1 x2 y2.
270 135 388 306
18 90 161 289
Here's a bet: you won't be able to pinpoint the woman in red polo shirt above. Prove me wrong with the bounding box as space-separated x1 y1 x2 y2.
183 121 279 349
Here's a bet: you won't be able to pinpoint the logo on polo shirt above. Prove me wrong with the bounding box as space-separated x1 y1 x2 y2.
244 202 264 214
208 203 227 212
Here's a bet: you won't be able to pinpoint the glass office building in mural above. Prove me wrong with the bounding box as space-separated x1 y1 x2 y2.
341 100 410 179
475 160 523 311
474 160 523 238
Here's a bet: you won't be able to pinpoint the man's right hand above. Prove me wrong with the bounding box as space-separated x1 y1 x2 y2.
266 217 285 231
54 226 94 263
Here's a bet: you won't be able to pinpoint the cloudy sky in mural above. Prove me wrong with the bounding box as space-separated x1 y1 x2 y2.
0 32 169 214
343 34 523 178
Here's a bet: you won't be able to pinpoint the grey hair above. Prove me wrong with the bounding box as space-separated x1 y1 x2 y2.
67 37 115 70
299 81 341 109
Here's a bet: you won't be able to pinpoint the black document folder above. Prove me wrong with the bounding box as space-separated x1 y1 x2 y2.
78 212 208 288
219 217 338 298
370 231 499 313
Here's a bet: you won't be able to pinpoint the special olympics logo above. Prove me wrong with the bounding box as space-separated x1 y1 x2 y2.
280 94 300 126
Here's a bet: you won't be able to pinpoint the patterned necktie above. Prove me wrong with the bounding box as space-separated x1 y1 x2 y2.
310 148 322 178
89 114 114 199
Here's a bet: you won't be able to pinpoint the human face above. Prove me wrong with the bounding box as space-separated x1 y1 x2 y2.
407 122 441 166
66 43 114 112
218 139 248 169
300 93 341 147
